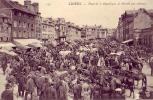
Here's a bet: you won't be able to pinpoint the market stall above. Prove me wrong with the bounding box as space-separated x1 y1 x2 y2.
0 42 16 51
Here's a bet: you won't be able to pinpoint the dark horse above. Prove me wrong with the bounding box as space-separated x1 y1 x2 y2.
133 72 147 87
124 76 135 98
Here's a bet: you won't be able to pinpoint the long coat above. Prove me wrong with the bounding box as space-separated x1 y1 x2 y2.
58 85 67 100
25 78 36 94
1 89 13 100
39 82 50 100
46 86 57 100
73 84 82 100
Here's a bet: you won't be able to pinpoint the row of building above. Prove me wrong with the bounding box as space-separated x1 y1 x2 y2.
0 0 111 45
114 8 153 50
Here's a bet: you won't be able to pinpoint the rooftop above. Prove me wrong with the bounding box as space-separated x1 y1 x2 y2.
0 13 9 18
4 0 37 15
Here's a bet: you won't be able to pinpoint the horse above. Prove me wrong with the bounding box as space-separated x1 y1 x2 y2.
99 79 114 98
132 72 147 87
99 75 125 99
124 77 135 98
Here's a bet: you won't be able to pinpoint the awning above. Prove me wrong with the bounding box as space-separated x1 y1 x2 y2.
0 49 17 56
110 51 124 56
16 45 31 49
0 42 16 51
14 39 42 46
59 51 71 56
122 39 133 44
79 46 90 51
28 43 43 48
55 71 68 76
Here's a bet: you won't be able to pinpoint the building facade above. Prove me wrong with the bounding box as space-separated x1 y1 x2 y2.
117 8 153 49
96 26 108 39
55 18 67 42
66 22 82 42
82 25 108 40
107 29 116 38
40 17 56 43
0 13 11 42
35 12 42 39
0 0 40 39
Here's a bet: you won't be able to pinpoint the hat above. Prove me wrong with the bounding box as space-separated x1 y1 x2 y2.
5 83 11 89
38 66 42 68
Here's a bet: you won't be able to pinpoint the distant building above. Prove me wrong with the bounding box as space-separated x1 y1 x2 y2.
40 17 56 43
0 0 40 39
117 8 153 48
55 18 67 42
66 22 82 42
36 12 42 39
0 13 11 42
107 28 116 37
96 26 108 39
82 25 108 40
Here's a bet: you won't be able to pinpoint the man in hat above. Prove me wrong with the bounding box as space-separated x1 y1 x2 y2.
5 62 12 80
1 83 13 100
149 56 153 76
73 80 82 100
25 74 36 100
17 72 26 97
46 81 57 100
39 77 50 100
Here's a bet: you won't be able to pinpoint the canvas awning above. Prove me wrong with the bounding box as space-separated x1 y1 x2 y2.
55 71 68 76
0 42 16 51
122 39 133 44
110 51 124 56
79 46 90 51
0 49 17 56
59 51 71 56
14 39 42 46
28 43 43 48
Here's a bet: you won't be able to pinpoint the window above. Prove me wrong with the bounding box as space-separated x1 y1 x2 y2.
14 11 18 16
4 19 7 23
28 15 30 19
31 24 33 28
28 23 30 28
23 22 26 28
14 21 17 27
19 21 22 27
19 13 22 16
6 37 9 41
0 37 2 41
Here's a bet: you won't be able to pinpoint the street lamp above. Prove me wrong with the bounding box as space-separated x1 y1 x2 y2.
0 8 14 41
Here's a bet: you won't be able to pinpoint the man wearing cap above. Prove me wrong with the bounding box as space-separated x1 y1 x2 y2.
149 56 153 76
1 83 13 100
46 82 57 100
73 80 82 100
25 75 36 100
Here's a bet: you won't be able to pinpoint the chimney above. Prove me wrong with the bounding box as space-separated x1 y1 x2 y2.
32 3 39 13
13 1 19 4
24 0 31 7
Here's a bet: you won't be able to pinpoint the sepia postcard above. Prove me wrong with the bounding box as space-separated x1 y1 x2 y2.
0 0 153 100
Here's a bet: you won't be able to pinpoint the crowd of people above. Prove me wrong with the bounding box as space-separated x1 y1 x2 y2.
0 38 150 100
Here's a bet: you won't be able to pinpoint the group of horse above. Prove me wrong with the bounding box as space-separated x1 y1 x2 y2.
77 55 147 99
48 41 147 99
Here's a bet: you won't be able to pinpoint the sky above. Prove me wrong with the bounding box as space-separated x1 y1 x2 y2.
14 0 153 28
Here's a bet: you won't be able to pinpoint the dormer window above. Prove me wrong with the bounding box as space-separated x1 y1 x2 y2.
14 11 18 16
19 12 22 16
